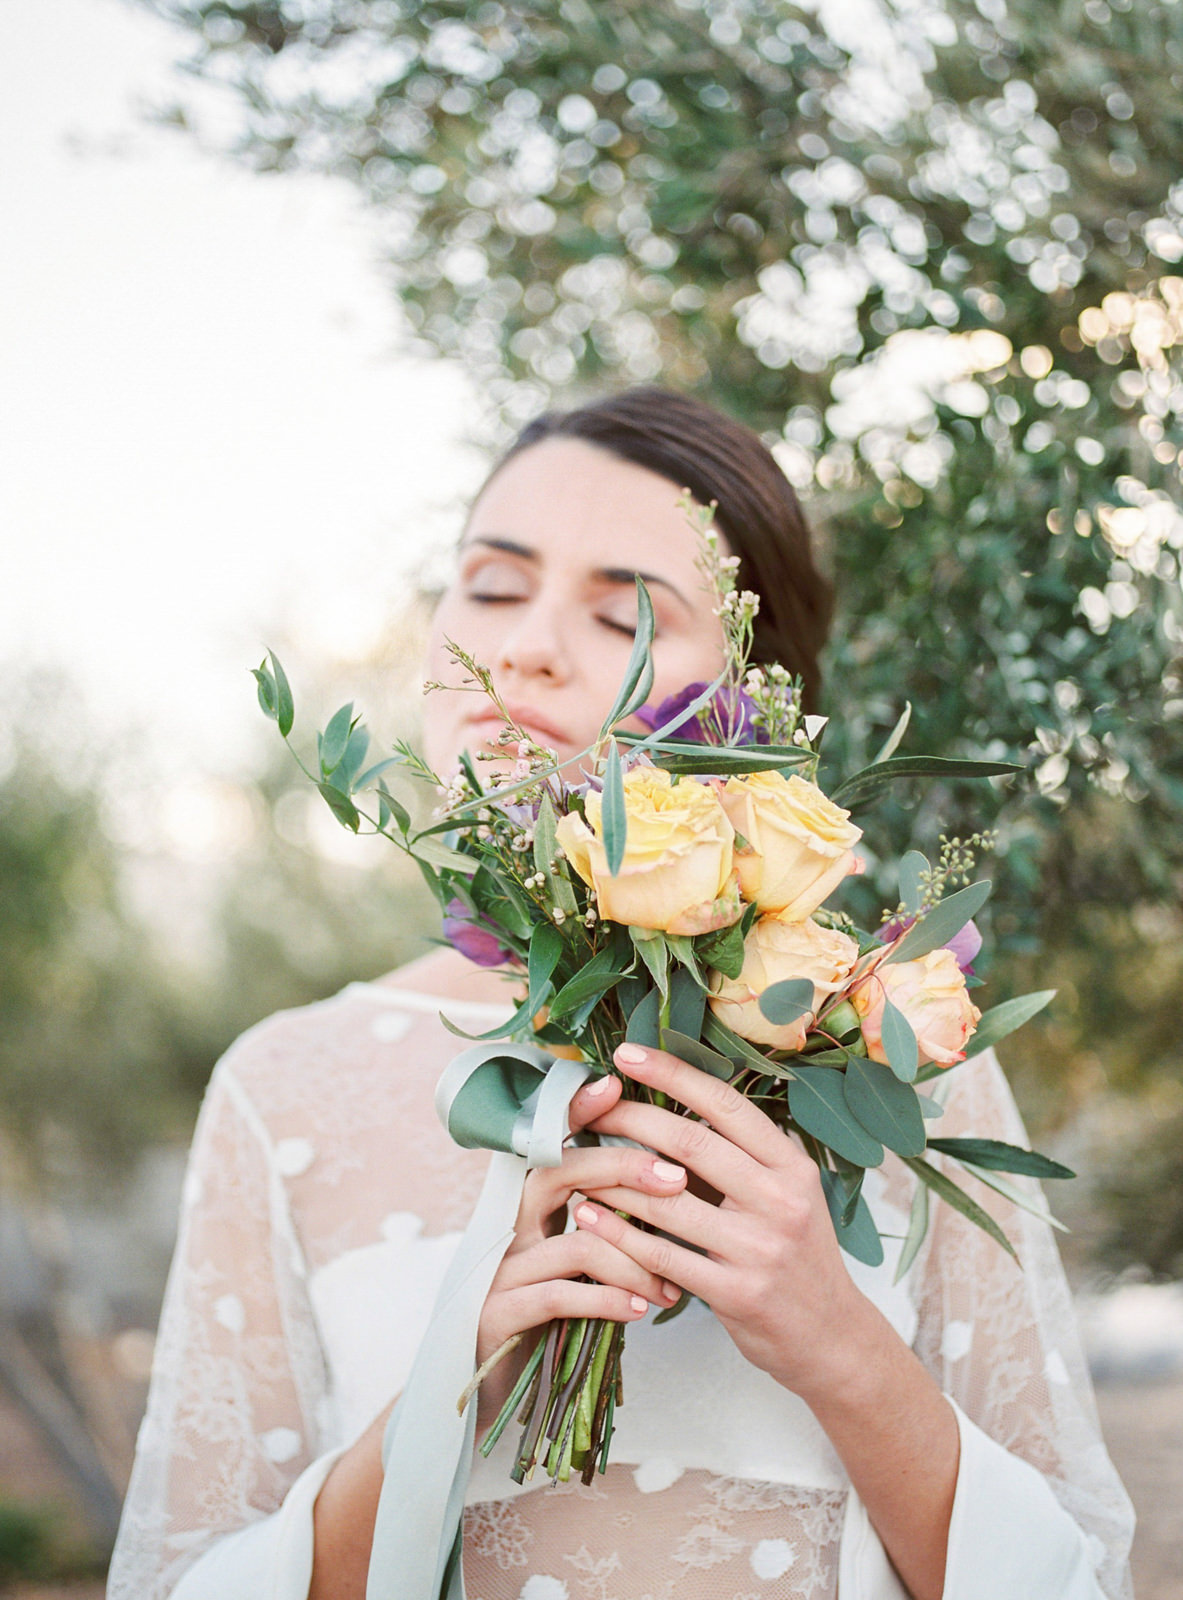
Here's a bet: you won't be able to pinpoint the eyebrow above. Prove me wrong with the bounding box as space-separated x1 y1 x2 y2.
464 536 692 608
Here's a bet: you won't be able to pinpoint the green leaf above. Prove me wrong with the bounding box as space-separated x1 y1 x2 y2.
355 755 403 793
319 702 355 777
703 1012 776 1072
337 722 372 791
758 978 816 1027
957 1162 1069 1232
629 926 668 998
787 1069 884 1167
533 790 558 882
964 991 1056 1058
626 987 661 1048
843 1057 926 1157
696 918 748 981
650 746 812 776
831 756 1023 808
820 1168 884 1266
547 967 627 1022
883 881 992 965
898 850 928 917
665 934 705 987
902 1156 1017 1261
599 577 656 733
412 835 478 875
601 740 627 876
926 1137 1074 1180
894 1181 930 1284
917 1094 945 1121
268 651 294 738
667 965 706 1040
880 996 919 1082
526 921 563 1020
252 662 277 721
315 781 360 832
376 783 410 835
658 1028 735 1080
872 701 911 765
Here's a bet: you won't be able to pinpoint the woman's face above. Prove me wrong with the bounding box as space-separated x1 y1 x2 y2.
423 437 728 777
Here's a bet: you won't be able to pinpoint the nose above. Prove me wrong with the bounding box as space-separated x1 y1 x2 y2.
493 590 572 685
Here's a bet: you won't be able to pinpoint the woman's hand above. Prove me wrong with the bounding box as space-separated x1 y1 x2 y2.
573 1041 960 1600
473 1071 684 1432
571 1041 870 1405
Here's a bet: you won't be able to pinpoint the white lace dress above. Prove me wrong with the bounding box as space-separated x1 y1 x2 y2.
107 980 1134 1600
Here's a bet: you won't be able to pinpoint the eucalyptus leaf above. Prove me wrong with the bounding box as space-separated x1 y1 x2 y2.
355 755 404 793
412 835 478 875
787 1069 884 1167
696 918 748 981
337 723 372 791
902 1156 1017 1261
319 702 355 777
252 662 277 721
880 996 919 1082
629 925 668 998
376 784 410 835
926 1137 1074 1179
820 1168 884 1266
667 966 706 1040
599 577 656 733
872 701 911 765
894 1180 930 1284
703 1012 776 1072
547 967 628 1021
964 991 1056 1058
658 1028 735 1081
843 1057 926 1157
526 922 563 1020
830 756 1023 808
758 978 816 1027
602 739 627 877
958 1161 1069 1232
883 881 992 965
626 988 662 1048
316 781 360 832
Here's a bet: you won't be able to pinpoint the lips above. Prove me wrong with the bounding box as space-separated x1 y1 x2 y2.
466 703 569 749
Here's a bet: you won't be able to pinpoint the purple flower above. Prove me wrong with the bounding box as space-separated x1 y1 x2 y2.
636 683 770 745
879 914 982 974
442 898 515 968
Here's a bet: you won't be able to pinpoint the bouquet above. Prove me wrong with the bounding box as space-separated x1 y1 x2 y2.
254 505 1070 1491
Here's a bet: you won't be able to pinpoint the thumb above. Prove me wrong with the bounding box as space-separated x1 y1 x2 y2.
567 1071 622 1135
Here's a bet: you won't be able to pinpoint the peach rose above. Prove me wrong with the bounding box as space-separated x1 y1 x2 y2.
555 766 739 936
708 911 860 1051
716 771 863 919
851 948 982 1068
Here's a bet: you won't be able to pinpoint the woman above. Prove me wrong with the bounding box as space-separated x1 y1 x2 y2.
108 388 1134 1600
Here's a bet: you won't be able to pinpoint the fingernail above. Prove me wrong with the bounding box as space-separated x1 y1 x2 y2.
616 1043 647 1065
574 1203 598 1225
582 1075 612 1097
662 1281 681 1303
652 1160 684 1183
630 1295 649 1313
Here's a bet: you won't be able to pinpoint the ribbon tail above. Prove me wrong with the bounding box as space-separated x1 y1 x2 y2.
366 1048 594 1600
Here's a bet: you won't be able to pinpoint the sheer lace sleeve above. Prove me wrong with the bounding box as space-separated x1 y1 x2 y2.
107 1034 331 1600
910 1051 1135 1600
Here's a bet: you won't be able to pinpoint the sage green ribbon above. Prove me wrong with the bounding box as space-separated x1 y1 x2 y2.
365 1041 594 1600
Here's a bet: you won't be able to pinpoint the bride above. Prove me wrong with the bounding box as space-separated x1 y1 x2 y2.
107 386 1134 1600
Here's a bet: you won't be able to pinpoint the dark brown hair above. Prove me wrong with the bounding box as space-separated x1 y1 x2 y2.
488 386 833 711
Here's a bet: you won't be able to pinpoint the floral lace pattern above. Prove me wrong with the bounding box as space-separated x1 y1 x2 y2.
109 981 1133 1599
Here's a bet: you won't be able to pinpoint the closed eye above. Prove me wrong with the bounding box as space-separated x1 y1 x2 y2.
598 616 637 638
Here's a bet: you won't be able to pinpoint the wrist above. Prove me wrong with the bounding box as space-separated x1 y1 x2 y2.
773 1291 906 1417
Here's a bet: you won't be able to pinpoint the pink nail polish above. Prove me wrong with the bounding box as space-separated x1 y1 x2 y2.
653 1160 684 1183
582 1075 612 1097
616 1043 647 1065
630 1295 649 1313
662 1281 681 1303
575 1203 598 1225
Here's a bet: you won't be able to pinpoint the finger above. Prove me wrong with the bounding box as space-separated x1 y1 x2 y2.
572 1200 722 1306
489 1279 654 1348
517 1141 687 1237
567 1071 622 1134
586 1096 760 1201
611 1043 803 1170
496 1228 682 1308
577 1182 740 1257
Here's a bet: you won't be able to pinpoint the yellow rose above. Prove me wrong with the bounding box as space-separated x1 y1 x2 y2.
851 948 982 1068
716 771 863 918
708 912 860 1051
555 766 739 935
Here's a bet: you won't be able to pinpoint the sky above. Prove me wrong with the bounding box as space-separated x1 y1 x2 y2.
0 0 486 778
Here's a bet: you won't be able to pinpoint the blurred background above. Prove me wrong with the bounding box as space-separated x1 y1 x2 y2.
1 0 1180 1594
